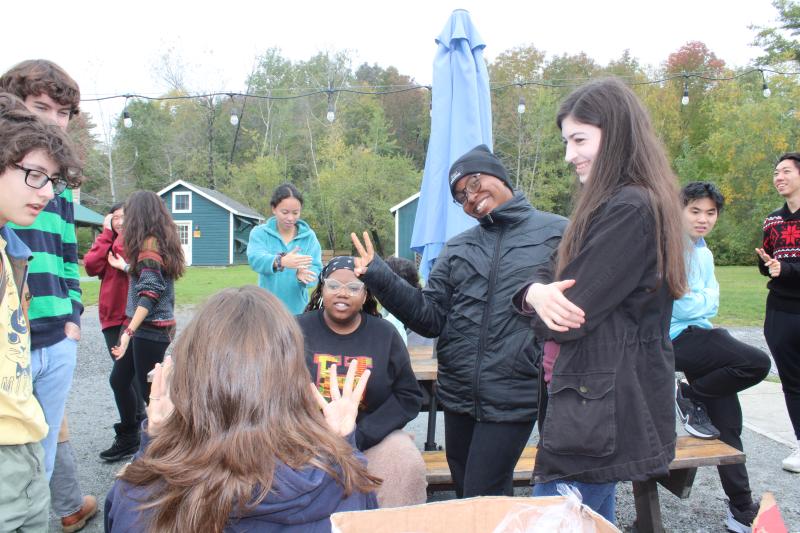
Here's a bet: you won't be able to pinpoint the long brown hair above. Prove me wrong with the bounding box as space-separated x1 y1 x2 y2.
555 78 687 298
121 286 379 533
123 191 185 279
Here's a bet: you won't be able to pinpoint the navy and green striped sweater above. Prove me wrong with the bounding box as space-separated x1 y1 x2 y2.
8 189 82 350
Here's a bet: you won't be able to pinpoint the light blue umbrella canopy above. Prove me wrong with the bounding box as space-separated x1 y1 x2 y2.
410 9 493 279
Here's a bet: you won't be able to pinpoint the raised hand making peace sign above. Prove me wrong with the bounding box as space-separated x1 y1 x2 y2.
350 231 375 276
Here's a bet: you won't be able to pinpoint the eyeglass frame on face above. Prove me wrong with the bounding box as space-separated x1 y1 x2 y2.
322 278 365 296
13 163 68 195
452 173 482 205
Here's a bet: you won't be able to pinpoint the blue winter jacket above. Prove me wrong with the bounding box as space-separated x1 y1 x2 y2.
247 218 322 314
104 425 377 532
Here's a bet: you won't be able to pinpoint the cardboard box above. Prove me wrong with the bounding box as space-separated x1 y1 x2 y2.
331 496 620 533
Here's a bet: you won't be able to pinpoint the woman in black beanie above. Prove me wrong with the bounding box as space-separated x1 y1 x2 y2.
351 144 567 498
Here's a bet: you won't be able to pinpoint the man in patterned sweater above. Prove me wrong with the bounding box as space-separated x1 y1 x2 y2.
756 152 800 473
0 60 97 531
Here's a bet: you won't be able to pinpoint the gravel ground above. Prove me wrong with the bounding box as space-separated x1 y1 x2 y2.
54 307 799 532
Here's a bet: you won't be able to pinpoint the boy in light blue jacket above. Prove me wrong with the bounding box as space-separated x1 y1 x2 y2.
670 181 771 533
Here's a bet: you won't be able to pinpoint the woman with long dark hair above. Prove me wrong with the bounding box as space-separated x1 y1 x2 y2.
105 286 378 532
109 191 184 411
514 77 687 523
84 202 145 461
299 257 426 507
248 183 322 314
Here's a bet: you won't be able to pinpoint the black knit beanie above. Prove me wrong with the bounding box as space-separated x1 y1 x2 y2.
448 144 513 197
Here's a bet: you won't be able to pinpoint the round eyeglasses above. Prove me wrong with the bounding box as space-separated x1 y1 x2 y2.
322 278 365 296
452 173 482 205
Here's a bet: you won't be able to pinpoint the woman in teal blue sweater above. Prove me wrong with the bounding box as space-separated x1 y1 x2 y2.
247 183 322 314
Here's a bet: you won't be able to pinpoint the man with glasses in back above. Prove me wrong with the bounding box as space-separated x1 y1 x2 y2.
1 60 97 532
351 144 566 498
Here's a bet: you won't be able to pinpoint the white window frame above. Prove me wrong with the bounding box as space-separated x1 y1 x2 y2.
172 191 192 213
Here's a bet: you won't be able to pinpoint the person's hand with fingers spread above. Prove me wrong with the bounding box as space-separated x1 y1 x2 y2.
524 279 586 332
350 231 375 276
146 355 175 435
311 360 371 437
296 267 316 285
756 248 782 278
282 246 313 270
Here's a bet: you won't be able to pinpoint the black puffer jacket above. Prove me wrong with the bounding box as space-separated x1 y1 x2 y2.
362 193 566 422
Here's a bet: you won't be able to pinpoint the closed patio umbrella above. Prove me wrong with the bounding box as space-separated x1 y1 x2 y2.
410 9 493 279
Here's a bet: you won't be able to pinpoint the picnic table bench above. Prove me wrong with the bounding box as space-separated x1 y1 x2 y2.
421 435 743 532
409 349 745 533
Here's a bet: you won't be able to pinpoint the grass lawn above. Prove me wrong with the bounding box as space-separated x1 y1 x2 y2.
715 266 769 327
80 265 258 308
80 264 769 327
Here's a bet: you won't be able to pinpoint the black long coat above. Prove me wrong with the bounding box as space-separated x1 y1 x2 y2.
514 186 678 484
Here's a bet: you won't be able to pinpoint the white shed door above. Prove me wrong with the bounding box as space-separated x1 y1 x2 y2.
176 221 192 266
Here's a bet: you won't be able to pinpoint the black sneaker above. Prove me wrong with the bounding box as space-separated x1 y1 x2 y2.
675 380 720 439
726 500 758 533
100 424 140 462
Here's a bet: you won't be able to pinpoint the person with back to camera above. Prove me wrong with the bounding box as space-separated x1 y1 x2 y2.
104 286 378 532
513 77 688 523
670 181 770 532
83 202 147 463
108 191 184 410
756 152 800 473
248 183 323 314
299 256 426 507
350 144 567 498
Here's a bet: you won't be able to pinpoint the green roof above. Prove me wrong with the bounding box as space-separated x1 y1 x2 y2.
74 203 105 226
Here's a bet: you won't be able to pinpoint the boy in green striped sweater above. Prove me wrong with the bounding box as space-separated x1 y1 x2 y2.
1 59 97 532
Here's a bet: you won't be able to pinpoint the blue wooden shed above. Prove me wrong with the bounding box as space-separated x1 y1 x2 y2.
390 192 420 261
157 180 265 266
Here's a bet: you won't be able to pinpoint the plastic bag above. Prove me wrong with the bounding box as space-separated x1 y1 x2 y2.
491 484 598 533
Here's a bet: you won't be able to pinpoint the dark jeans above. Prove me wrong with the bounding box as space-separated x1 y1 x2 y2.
443 410 535 498
102 327 153 430
673 326 771 507
764 307 800 440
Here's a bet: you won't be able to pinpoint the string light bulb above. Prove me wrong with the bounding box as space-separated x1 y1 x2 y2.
123 95 133 128
230 108 239 126
517 95 526 115
681 79 689 106
326 87 335 123
760 70 771 98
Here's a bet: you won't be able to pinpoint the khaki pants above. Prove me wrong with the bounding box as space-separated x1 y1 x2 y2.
363 430 427 508
0 442 49 532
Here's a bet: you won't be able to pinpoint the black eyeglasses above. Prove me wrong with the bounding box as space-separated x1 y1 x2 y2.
452 173 482 205
13 163 68 195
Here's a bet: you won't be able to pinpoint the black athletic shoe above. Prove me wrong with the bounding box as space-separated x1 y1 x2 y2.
100 423 140 462
726 500 758 533
99 436 139 462
675 380 720 439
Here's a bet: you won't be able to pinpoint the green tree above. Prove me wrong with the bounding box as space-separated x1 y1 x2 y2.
752 0 800 64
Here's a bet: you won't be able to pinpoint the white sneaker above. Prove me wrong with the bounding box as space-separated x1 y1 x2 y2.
782 447 800 473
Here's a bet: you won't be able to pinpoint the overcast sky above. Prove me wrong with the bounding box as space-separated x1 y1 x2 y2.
2 0 779 136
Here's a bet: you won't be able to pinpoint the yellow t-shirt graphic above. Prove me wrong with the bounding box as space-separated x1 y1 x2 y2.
0 238 47 444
